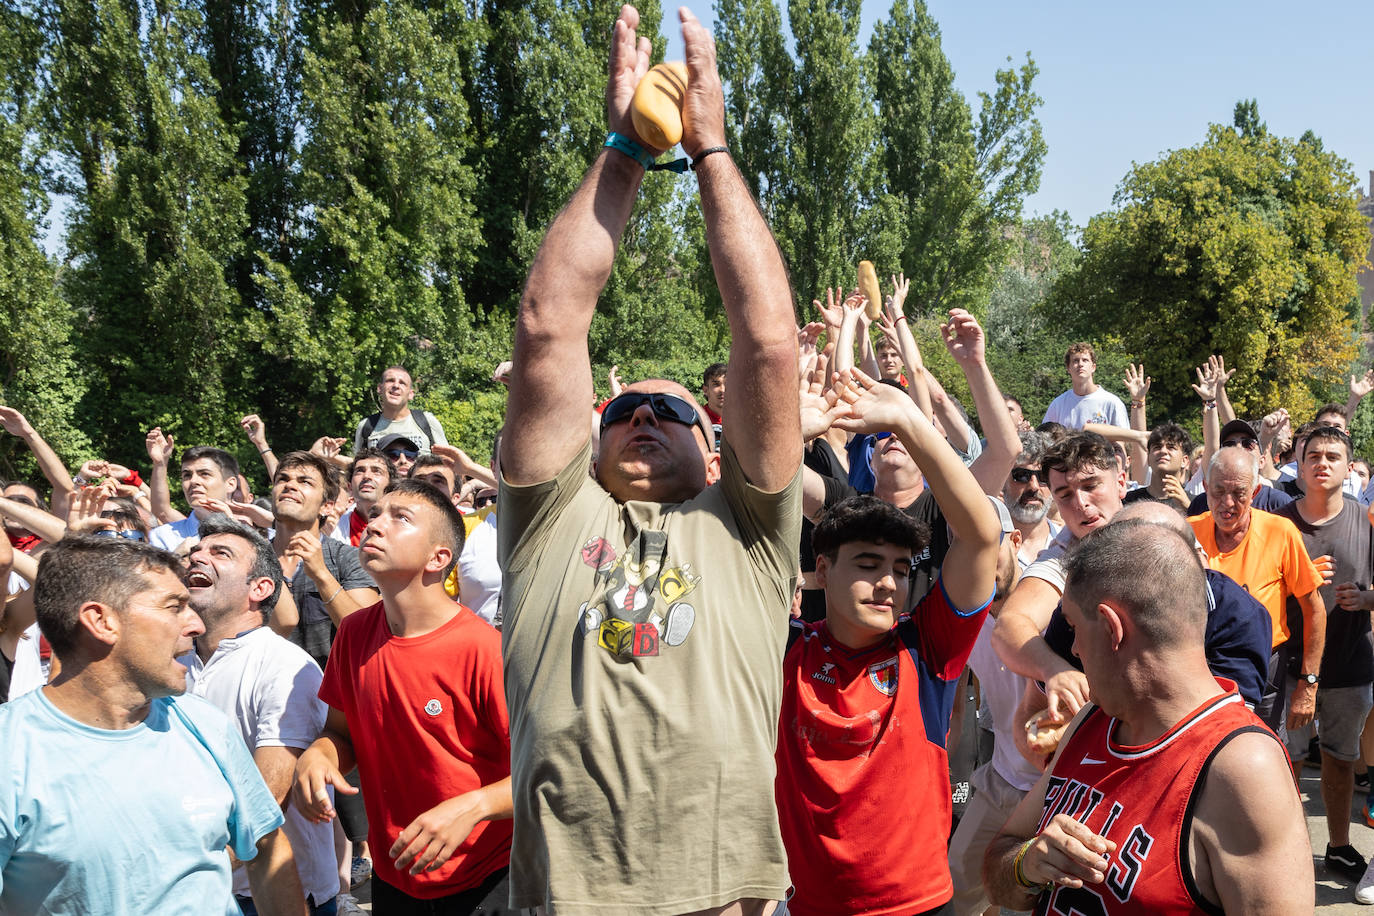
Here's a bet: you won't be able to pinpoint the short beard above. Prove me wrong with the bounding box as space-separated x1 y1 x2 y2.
1007 497 1048 526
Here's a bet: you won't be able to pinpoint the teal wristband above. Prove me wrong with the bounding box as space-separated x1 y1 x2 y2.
605 131 654 170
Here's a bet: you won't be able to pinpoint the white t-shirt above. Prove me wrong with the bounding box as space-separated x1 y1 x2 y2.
180 627 336 904
149 514 202 552
1041 387 1129 431
967 616 1041 792
327 505 356 545
1021 526 1075 594
458 509 501 627
1015 520 1063 570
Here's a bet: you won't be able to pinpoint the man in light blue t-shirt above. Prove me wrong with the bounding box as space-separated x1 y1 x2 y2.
1041 342 1129 431
0 537 303 916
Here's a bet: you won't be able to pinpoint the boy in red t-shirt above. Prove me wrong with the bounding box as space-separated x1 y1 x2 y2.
292 479 512 912
776 372 1001 916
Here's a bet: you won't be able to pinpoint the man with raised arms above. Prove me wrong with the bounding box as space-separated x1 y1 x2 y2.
497 5 802 913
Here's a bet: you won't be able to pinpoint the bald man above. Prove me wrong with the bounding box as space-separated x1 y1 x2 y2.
986 522 1312 914
496 6 802 912
1190 446 1324 748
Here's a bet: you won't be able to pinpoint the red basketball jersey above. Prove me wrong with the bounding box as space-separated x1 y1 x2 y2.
1032 683 1273 916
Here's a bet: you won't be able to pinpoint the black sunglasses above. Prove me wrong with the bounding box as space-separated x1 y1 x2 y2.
474 493 497 508
600 392 702 433
1223 437 1258 450
385 448 419 461
1010 467 1043 485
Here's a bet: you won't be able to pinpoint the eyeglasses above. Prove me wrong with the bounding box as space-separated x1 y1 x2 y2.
384 448 418 461
1223 437 1258 450
94 529 146 541
600 392 702 433
474 493 497 508
873 431 893 441
1010 467 1043 485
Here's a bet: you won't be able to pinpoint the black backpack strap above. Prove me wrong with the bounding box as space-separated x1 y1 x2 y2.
412 410 436 449
358 412 381 447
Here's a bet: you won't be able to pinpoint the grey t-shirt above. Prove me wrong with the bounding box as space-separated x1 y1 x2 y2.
284 537 376 670
1276 498 1374 688
497 439 801 915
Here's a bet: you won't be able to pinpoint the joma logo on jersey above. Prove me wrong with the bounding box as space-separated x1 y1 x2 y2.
811 661 836 685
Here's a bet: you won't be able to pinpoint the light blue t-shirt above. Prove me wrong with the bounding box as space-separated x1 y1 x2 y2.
0 689 284 915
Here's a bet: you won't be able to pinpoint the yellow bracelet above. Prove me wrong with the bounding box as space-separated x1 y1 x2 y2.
1013 838 1047 891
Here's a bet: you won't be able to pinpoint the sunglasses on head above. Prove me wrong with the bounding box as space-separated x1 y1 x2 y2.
385 447 418 461
1010 467 1042 485
94 528 146 541
600 392 702 433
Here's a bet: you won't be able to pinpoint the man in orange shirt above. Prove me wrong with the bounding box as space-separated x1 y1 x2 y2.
1189 446 1325 749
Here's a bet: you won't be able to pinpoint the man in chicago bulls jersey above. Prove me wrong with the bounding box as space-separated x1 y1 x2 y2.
776 372 1002 916
986 520 1311 914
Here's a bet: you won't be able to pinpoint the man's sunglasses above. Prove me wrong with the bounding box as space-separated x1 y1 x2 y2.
94 528 146 541
385 448 419 461
1223 437 1258 450
1010 467 1043 485
600 392 702 433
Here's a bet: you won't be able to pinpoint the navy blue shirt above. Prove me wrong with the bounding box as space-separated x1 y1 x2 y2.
1043 569 1271 707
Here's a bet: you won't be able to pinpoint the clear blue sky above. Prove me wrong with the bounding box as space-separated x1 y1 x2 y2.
665 0 1374 228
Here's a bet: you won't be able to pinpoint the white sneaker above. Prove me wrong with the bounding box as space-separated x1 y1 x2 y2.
336 892 366 915
1356 857 1374 904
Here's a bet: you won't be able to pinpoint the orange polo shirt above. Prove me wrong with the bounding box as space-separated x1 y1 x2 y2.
1190 509 1322 647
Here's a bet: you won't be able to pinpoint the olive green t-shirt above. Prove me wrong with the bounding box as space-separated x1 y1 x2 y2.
497 439 801 915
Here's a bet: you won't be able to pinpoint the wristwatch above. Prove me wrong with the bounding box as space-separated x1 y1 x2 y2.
1300 673 1320 686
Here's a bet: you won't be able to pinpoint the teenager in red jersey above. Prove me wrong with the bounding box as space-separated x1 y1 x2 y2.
985 521 1312 915
776 370 1002 916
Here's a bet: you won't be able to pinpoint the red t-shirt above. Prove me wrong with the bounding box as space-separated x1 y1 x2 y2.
1032 682 1271 915
319 602 511 898
775 580 991 916
347 509 368 547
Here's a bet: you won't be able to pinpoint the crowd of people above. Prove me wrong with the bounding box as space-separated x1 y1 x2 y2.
0 4 1369 915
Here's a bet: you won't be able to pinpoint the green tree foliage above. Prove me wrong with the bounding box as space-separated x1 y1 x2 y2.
868 0 1045 316
0 1 87 476
1047 106 1368 426
43 0 248 462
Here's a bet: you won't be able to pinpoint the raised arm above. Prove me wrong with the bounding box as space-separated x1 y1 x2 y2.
1347 369 1373 422
1123 364 1150 484
0 495 66 543
241 414 279 480
685 7 799 489
1211 355 1237 425
943 309 1018 497
502 5 651 486
0 407 76 517
832 369 999 610
885 274 933 420
1192 362 1222 473
145 427 184 524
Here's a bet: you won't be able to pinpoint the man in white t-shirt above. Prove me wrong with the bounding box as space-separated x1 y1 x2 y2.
352 366 448 456
1040 343 1128 431
181 516 337 914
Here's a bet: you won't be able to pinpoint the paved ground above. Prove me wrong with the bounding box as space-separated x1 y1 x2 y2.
343 764 1374 913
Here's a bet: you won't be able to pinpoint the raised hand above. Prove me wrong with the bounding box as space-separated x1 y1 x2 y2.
240 414 268 448
146 427 175 465
0 406 33 438
66 482 118 536
813 287 844 329
1191 361 1220 403
941 309 986 367
678 7 727 158
491 361 513 386
797 321 824 357
608 365 624 398
798 354 850 441
1209 354 1236 390
887 272 910 318
1352 369 1374 400
606 5 655 150
310 436 346 460
830 367 922 437
1123 364 1151 401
